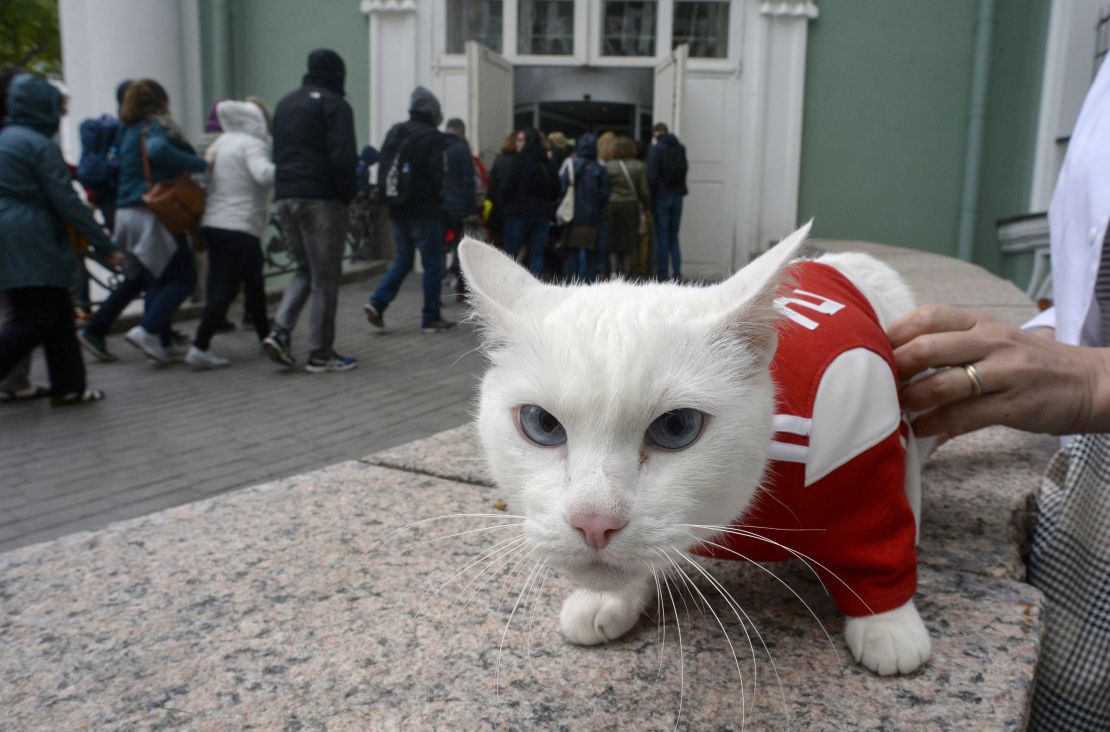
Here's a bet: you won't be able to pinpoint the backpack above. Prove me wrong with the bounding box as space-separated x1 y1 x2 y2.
378 124 415 206
76 115 122 191
661 142 688 186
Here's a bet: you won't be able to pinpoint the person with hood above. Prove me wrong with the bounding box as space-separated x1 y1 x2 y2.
364 86 455 334
484 130 519 249
500 128 560 276
185 99 275 369
558 132 610 282
646 122 688 280
262 49 358 372
0 73 123 405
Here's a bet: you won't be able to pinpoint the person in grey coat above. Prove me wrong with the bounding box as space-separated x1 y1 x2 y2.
0 74 123 404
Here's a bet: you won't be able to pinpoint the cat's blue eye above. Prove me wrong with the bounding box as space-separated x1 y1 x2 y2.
646 409 704 450
519 404 567 447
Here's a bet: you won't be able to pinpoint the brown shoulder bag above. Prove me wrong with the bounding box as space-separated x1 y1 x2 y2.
140 127 205 234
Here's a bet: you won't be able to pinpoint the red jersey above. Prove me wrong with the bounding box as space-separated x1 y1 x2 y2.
695 261 917 617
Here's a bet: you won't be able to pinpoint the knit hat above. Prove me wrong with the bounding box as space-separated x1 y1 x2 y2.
304 49 346 96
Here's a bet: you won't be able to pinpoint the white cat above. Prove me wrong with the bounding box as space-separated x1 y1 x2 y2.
458 222 931 676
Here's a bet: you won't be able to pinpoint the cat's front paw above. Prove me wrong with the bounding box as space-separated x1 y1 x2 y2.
560 587 647 645
844 600 931 676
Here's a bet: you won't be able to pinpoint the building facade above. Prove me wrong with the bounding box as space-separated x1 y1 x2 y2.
57 0 1110 285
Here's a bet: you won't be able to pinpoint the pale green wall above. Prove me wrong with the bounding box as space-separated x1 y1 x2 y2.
798 1 976 257
798 0 1048 281
975 0 1050 280
199 0 370 148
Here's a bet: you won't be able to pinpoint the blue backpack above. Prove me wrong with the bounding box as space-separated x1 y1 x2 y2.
76 115 122 196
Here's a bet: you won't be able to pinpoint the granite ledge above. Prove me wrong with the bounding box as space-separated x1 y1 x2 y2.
1 459 1042 730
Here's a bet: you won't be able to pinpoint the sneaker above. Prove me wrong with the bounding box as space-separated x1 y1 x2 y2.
305 354 358 373
262 331 295 367
185 345 230 369
124 325 169 363
363 303 384 329
421 318 457 334
77 328 119 362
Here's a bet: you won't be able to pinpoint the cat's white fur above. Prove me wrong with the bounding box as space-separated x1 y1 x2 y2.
459 223 931 676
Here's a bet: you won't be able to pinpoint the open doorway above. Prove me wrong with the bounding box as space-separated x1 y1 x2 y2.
515 100 642 139
512 65 655 147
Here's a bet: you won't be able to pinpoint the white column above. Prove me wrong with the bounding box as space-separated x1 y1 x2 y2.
755 0 816 249
362 0 419 148
57 0 203 161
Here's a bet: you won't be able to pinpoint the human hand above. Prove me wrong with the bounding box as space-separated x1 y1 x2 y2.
888 304 1110 437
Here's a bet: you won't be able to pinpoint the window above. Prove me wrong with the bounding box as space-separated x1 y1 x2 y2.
519 0 575 55
601 1 658 57
673 0 730 59
447 0 504 54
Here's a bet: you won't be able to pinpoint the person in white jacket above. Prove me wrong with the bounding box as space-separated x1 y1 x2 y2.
186 99 275 368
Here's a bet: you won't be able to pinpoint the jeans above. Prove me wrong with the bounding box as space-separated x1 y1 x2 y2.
371 217 444 326
503 216 550 276
0 287 85 396
272 198 349 360
141 239 197 342
194 227 270 350
653 195 684 280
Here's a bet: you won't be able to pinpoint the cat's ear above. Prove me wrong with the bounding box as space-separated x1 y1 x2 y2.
458 236 546 336
713 220 812 359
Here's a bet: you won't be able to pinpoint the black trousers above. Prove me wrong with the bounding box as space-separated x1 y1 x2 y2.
0 287 86 396
194 226 270 350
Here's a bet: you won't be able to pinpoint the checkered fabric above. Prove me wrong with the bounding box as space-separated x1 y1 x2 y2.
1027 433 1110 731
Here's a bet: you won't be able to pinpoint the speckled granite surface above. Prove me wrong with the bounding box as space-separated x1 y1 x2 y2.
1 460 1042 730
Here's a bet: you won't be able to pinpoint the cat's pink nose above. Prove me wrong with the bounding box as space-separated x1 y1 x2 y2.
569 513 627 549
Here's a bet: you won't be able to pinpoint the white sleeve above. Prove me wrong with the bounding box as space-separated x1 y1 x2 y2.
1022 306 1056 332
806 348 902 486
244 138 275 187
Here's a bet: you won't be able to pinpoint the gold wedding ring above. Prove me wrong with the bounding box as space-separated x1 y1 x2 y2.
963 363 986 398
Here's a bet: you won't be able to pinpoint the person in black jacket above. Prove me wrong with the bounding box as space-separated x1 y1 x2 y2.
441 118 478 300
501 128 559 276
364 87 455 333
262 49 359 373
645 123 689 281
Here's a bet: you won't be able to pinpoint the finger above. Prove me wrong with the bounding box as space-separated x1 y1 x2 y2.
887 304 978 349
909 393 1009 438
900 365 983 412
893 329 992 382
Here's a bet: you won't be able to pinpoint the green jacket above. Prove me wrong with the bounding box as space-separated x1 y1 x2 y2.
0 74 116 291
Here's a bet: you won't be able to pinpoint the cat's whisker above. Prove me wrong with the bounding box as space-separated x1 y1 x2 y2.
669 545 770 727
449 344 485 370
660 572 685 732
411 522 526 546
685 523 875 619
686 531 844 671
660 548 749 731
464 538 534 615
421 534 527 612
524 563 552 678
647 563 667 680
383 512 527 543
452 536 531 614
495 550 544 707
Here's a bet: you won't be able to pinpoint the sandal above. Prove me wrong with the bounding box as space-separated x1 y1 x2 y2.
0 385 50 403
50 388 106 407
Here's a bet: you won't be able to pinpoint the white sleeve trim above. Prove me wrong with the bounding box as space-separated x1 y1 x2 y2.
806 348 902 486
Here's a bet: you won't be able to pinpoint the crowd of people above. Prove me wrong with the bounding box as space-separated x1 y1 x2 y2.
0 47 692 403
